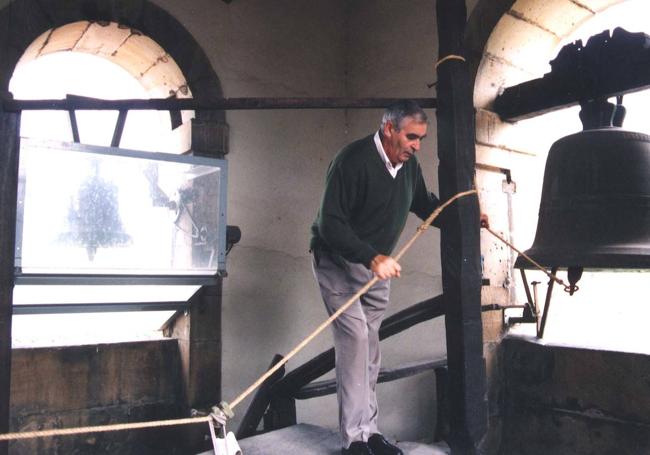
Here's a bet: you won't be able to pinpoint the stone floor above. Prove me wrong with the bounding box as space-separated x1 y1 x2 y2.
198 423 451 455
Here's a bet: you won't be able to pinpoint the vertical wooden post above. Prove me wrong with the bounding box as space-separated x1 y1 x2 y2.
184 118 228 411
436 1 488 453
167 118 228 453
186 283 223 410
0 108 20 455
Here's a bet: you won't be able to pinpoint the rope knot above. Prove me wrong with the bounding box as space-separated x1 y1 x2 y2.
211 401 235 426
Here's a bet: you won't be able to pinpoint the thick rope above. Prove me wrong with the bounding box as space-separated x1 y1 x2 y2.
0 189 476 442
435 54 466 69
483 225 567 288
0 416 211 441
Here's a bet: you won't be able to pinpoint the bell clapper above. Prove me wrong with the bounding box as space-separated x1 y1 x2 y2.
565 266 583 296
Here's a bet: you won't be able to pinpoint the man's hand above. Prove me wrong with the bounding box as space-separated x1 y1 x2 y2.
370 254 401 280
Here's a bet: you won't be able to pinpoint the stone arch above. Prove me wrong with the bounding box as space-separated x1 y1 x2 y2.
464 0 648 356
0 0 223 122
462 0 638 336
15 21 192 101
465 0 628 110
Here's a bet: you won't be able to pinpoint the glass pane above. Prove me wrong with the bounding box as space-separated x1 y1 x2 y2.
13 285 200 305
16 139 228 275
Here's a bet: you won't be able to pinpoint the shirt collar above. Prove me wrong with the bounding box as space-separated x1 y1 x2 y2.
373 131 402 178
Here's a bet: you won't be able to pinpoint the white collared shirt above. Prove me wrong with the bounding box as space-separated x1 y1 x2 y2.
374 131 402 179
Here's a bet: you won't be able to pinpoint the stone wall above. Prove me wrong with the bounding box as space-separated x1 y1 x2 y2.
501 337 650 455
10 340 184 454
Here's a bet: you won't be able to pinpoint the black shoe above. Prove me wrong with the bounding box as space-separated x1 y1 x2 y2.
342 441 375 455
367 433 403 455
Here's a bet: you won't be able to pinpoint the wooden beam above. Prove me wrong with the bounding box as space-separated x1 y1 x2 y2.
494 28 650 121
1 94 437 112
0 109 19 455
436 1 487 453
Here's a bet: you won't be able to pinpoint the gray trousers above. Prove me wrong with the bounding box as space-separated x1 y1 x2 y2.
312 251 390 448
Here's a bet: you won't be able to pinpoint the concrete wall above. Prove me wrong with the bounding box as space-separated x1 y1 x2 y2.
150 0 500 443
151 0 456 442
152 0 350 434
10 340 184 455
149 0 480 439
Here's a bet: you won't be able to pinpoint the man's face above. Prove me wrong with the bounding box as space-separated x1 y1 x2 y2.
382 117 427 166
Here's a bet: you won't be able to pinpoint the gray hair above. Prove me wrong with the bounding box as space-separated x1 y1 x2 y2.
381 100 428 131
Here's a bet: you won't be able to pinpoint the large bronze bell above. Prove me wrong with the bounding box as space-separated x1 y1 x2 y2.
516 98 650 286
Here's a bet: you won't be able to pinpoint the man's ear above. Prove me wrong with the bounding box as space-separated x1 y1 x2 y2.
383 121 394 139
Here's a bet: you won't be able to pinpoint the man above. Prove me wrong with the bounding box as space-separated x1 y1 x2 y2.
310 100 439 455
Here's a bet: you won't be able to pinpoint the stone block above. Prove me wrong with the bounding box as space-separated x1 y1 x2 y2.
10 340 182 412
502 338 650 454
510 0 593 38
485 13 559 77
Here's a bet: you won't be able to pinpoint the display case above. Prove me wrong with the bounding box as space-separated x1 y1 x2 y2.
15 138 228 284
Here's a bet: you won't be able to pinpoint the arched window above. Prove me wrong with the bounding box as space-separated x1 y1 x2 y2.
9 21 226 347
10 21 193 151
474 0 650 353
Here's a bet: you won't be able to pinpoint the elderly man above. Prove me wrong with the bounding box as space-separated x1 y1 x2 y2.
310 100 439 455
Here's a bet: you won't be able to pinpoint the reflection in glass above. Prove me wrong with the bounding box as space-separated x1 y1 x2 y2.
16 139 228 275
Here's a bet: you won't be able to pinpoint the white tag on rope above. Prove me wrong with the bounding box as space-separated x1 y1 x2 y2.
209 419 243 455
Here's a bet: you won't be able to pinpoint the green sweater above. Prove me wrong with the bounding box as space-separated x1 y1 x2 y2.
310 134 440 267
